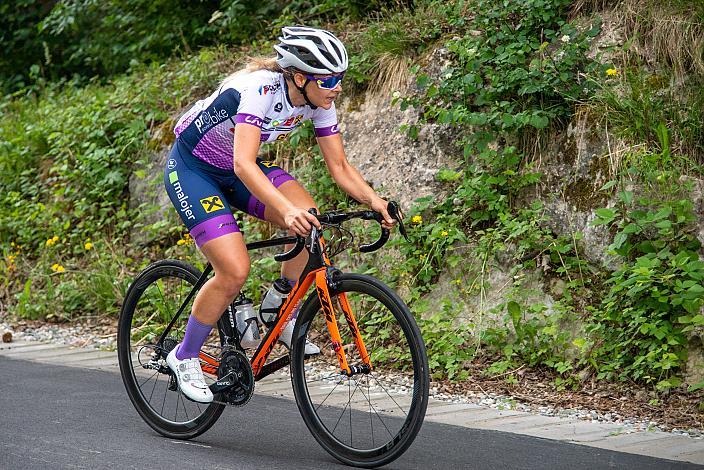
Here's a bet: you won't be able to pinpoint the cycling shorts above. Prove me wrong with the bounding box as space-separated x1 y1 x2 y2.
163 139 295 247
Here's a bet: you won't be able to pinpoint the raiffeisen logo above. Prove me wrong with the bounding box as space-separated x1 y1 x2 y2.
194 106 229 134
169 171 196 221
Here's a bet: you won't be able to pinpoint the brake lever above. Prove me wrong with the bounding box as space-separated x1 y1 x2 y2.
387 201 409 241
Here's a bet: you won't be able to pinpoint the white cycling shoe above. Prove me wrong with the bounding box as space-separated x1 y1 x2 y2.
278 320 320 355
166 347 214 403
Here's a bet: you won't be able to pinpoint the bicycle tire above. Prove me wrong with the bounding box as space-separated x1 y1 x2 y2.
290 273 429 468
117 259 225 439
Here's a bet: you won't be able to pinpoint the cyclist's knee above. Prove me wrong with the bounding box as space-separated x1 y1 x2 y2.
212 265 250 298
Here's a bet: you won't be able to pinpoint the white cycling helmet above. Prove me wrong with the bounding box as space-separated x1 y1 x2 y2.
274 26 348 75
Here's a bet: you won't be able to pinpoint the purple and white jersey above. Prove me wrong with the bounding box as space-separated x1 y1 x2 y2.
173 70 339 170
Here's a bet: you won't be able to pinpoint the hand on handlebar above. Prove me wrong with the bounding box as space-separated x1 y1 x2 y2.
369 197 396 230
284 206 321 237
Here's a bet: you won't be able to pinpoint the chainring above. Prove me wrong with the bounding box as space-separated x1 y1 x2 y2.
217 349 255 407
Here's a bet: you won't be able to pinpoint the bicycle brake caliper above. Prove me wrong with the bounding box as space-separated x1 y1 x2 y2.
325 266 342 291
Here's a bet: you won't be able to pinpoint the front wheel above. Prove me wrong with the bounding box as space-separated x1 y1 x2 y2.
290 274 429 468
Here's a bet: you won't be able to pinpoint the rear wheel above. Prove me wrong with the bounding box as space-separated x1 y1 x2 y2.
117 260 225 439
290 273 429 468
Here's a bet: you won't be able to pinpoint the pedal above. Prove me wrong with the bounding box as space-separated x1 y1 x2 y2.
168 371 178 391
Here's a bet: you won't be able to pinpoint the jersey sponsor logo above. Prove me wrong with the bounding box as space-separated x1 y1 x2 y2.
244 115 263 127
274 102 283 112
283 115 304 127
170 174 196 221
269 115 303 130
194 106 230 134
258 83 281 95
218 221 238 229
200 195 225 213
330 124 339 133
276 133 290 141
261 161 277 168
167 158 177 169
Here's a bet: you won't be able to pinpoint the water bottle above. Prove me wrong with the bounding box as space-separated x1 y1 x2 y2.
258 277 292 327
234 294 261 349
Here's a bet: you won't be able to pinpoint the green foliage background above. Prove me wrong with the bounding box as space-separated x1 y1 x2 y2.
1 0 703 393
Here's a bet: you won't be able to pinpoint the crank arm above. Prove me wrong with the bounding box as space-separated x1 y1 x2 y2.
209 371 239 394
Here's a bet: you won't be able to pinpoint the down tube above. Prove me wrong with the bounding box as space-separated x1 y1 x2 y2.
250 270 318 377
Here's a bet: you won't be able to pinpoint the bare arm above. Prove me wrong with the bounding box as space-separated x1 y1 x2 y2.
233 123 320 234
317 133 395 228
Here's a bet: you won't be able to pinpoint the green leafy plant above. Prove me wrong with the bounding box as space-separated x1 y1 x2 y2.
587 176 704 388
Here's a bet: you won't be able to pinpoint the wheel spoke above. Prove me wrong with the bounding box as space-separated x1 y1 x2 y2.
315 377 344 411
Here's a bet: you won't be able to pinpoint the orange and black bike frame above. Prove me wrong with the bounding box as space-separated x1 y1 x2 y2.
154 214 374 381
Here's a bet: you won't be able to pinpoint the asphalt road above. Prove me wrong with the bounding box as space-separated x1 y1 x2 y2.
0 357 699 470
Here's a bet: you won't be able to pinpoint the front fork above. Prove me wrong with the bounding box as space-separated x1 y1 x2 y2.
315 269 372 376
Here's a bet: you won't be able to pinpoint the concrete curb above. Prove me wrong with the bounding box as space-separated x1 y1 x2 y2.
2 340 702 465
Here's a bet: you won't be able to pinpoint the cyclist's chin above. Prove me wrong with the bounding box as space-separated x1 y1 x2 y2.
317 97 336 110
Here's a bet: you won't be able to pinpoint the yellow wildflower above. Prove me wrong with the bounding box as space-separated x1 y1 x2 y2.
606 68 619 76
177 239 186 246
441 230 449 237
84 241 93 250
411 215 423 224
51 263 66 273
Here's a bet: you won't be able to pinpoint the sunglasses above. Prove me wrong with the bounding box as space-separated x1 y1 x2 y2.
304 73 345 90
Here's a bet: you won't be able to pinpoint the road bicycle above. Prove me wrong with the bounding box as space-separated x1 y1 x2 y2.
117 202 429 468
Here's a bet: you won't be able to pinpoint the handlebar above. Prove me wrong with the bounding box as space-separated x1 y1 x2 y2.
272 201 408 262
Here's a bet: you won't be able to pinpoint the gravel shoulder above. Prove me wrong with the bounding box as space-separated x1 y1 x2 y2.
1 314 702 440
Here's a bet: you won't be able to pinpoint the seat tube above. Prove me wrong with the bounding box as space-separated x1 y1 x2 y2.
336 292 371 369
315 270 351 375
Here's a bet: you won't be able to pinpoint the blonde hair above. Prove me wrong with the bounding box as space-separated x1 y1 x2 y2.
245 56 283 73
222 56 285 84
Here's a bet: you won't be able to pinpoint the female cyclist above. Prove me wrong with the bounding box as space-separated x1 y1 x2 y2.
163 26 395 403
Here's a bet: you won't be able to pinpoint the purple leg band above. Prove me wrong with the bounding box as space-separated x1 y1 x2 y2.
190 213 240 248
176 315 214 360
246 169 295 221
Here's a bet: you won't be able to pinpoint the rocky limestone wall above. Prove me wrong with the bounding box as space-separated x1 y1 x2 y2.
335 71 704 383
